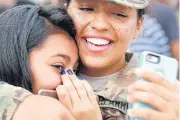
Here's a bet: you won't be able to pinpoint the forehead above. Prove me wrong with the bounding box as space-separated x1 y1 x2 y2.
39 30 77 54
47 31 77 50
37 31 78 63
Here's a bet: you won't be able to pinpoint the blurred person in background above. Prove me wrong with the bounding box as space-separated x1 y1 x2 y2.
29 0 65 5
150 0 179 22
0 0 15 7
51 0 60 5
150 0 179 9
29 0 51 5
0 0 34 7
51 0 66 5
130 3 179 61
0 0 59 7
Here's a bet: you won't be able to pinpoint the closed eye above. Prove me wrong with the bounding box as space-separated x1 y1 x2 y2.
79 7 94 11
52 65 64 71
112 13 127 18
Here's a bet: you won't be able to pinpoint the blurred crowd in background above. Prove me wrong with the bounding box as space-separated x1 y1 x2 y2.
0 0 179 9
0 0 179 61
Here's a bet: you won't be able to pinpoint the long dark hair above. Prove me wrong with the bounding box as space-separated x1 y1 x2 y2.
0 5 75 91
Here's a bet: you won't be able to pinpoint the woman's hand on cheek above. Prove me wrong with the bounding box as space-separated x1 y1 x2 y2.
56 69 102 120
127 68 179 120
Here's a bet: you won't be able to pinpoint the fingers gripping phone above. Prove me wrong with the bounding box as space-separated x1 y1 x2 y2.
131 51 178 120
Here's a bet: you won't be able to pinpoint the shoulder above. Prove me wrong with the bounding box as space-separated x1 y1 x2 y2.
0 82 32 120
0 82 32 101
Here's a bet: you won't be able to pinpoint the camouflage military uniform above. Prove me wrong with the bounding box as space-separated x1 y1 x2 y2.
0 81 32 120
83 0 150 118
93 53 139 120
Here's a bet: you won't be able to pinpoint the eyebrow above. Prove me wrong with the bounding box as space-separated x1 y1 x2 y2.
51 53 79 64
51 54 71 61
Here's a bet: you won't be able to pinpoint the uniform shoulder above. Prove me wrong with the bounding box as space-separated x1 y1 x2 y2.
0 82 32 120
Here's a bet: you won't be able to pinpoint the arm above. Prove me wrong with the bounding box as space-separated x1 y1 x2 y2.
0 82 75 120
12 95 75 120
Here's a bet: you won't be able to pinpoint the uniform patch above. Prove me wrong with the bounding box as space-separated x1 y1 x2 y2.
98 96 128 114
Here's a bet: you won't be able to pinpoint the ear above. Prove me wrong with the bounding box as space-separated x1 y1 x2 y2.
133 17 144 40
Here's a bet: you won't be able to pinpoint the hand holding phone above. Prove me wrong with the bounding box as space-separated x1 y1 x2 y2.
129 51 179 120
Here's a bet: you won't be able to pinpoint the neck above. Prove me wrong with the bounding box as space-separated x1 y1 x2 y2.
79 55 126 77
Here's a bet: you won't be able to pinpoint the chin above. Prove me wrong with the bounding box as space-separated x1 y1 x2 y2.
81 56 110 69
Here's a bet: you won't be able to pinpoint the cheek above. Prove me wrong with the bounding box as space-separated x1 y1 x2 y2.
69 9 90 37
31 63 62 93
114 22 137 42
69 9 83 29
75 15 89 37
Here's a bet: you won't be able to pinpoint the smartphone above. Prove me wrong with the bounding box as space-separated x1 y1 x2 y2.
38 89 58 100
131 51 178 120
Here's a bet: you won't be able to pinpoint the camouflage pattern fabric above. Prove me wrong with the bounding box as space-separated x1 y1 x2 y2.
98 96 128 120
101 108 125 120
95 53 139 120
106 0 149 9
0 82 32 120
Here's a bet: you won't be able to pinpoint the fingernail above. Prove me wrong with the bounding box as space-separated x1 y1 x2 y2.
127 109 133 117
67 69 73 75
60 70 66 75
77 76 83 80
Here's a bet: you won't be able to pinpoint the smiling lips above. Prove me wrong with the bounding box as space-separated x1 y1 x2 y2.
83 37 113 52
86 38 111 45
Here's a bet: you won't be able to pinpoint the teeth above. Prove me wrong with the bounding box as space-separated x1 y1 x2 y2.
87 41 95 47
86 38 110 45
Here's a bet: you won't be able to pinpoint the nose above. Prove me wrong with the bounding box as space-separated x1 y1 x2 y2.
91 13 109 32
